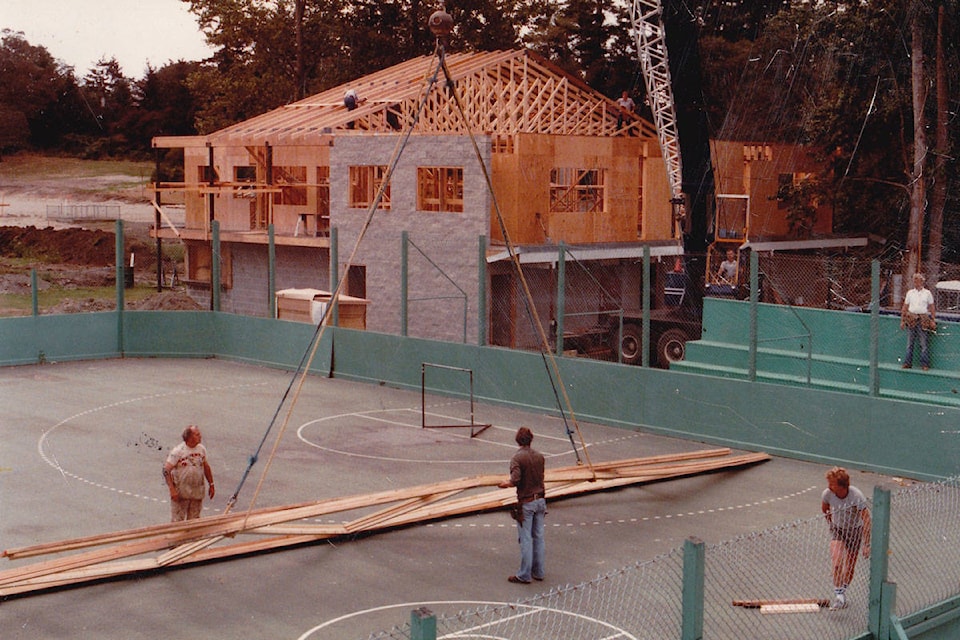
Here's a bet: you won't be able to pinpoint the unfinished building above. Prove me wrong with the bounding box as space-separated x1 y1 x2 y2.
151 48 830 351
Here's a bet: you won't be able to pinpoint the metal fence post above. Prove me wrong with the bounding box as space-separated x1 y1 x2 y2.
115 219 125 353
870 260 880 396
557 242 566 356
642 246 650 368
749 250 758 381
268 225 276 318
30 268 38 316
211 220 221 312
330 227 339 326
869 487 892 636
401 230 408 336
682 536 705 640
478 235 487 346
411 606 437 640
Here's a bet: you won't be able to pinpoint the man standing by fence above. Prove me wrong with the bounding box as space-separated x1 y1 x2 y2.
499 427 546 584
822 467 871 610
900 272 936 370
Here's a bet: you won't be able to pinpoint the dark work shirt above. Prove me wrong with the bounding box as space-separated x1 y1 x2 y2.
509 445 545 500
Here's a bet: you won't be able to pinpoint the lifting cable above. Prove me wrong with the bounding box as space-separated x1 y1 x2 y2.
229 52 448 525
228 40 599 523
436 46 594 474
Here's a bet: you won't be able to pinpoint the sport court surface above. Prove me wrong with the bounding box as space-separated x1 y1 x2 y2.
0 358 896 639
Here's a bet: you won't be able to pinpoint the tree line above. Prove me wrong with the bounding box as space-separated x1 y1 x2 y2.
1 0 957 261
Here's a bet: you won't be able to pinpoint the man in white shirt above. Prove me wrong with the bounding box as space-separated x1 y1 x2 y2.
900 272 936 370
163 425 215 521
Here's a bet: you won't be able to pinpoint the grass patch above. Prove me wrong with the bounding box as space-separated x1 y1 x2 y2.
0 284 160 317
0 154 154 180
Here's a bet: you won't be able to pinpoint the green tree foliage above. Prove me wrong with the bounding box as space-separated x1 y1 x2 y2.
523 0 636 98
0 31 85 150
181 0 534 132
698 0 958 251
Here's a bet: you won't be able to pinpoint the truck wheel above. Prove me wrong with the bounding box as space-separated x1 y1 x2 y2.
656 328 690 368
619 324 643 365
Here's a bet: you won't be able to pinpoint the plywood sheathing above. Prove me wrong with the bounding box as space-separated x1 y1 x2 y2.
0 448 768 597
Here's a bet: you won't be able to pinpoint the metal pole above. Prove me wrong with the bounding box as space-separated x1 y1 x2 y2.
211 220 221 312
401 230 409 336
681 537 705 640
115 219 125 353
478 235 487 346
642 246 650 368
749 251 758 381
268 225 276 317
154 148 162 292
869 487 891 636
556 243 566 356
870 260 880 396
330 227 339 326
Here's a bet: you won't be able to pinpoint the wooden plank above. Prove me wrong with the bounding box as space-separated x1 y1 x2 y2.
0 450 769 596
733 598 830 608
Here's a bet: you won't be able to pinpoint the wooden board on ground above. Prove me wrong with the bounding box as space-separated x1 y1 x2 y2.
1 448 769 597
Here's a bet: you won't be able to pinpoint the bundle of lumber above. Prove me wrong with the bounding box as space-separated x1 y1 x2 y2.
0 447 768 597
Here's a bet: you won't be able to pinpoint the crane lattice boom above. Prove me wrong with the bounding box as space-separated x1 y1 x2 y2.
631 0 684 213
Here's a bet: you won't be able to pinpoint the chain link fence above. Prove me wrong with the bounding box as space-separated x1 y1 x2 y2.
480 243 960 372
362 477 960 639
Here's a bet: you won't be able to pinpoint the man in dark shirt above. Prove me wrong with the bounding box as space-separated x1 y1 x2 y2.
498 426 546 584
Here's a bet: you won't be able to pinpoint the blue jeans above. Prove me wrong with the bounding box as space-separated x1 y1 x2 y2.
515 498 546 582
905 323 930 368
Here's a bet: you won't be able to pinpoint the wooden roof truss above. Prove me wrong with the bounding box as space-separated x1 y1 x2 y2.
197 49 656 148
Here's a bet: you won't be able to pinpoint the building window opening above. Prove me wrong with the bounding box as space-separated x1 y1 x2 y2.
549 167 605 214
349 165 391 210
417 167 464 212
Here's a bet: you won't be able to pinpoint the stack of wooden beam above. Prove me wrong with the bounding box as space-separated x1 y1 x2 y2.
0 447 768 597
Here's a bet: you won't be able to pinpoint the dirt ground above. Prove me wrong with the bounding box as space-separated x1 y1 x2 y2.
0 156 200 313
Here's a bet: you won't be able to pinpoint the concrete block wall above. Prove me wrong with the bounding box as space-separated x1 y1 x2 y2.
330 135 492 343
196 244 331 317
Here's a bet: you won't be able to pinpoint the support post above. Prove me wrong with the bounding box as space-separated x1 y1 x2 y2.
211 221 221 312
30 269 38 316
749 251 758 381
556 243 566 356
478 235 487 346
682 536 705 640
870 260 880 396
642 246 651 368
330 228 339 326
411 607 437 640
154 149 162 292
115 219 125 353
401 230 409 336
869 487 892 636
268 225 276 318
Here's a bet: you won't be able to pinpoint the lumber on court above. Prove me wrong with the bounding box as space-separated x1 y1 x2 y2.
733 598 830 608
0 448 769 597
760 603 822 614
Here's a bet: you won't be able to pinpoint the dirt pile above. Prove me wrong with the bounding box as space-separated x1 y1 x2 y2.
0 224 200 313
0 226 150 266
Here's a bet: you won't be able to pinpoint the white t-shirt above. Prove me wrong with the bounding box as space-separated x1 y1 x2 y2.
822 485 868 532
904 287 934 315
165 442 208 500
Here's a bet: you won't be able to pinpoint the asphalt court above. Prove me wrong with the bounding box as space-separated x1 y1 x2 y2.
0 358 898 639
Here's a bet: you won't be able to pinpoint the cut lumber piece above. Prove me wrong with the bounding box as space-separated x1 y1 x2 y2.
733 598 830 608
760 603 821 614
